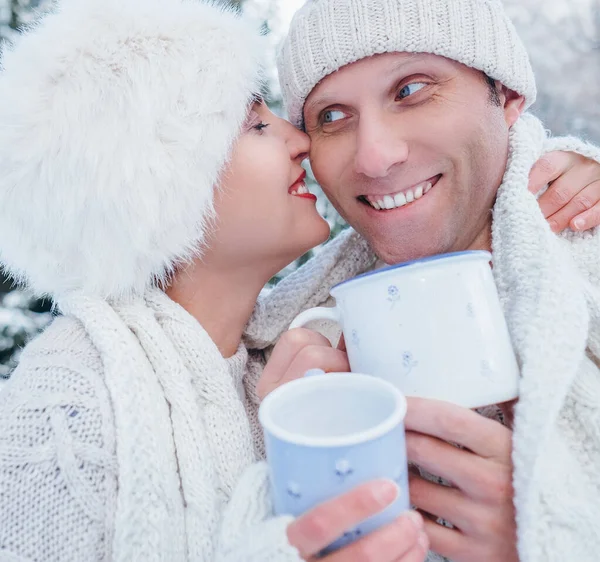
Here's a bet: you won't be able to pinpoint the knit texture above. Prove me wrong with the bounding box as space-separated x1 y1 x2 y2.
245 116 600 562
0 0 264 300
0 290 301 562
278 0 537 128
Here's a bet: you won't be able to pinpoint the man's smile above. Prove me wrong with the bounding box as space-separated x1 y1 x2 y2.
358 174 442 211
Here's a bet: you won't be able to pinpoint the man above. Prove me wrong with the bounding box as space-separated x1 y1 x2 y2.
244 1 600 561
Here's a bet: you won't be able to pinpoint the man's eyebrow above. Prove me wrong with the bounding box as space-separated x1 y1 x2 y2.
304 93 340 116
303 54 428 116
389 52 425 73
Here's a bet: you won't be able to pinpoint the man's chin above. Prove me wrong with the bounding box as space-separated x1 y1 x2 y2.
366 231 450 266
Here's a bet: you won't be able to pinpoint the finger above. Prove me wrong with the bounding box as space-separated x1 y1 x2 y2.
322 512 425 562
391 542 430 562
270 328 333 374
537 172 588 220
337 334 347 352
258 329 333 399
404 398 512 459
569 182 600 231
537 158 599 219
422 519 515 562
287 345 350 378
544 177 600 232
409 472 484 532
259 345 349 400
422 518 471 562
287 480 399 558
528 151 575 195
406 432 513 502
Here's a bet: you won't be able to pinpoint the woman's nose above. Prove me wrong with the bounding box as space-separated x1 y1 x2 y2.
287 122 311 162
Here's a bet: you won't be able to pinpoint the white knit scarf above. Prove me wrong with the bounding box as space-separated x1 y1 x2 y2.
59 288 256 562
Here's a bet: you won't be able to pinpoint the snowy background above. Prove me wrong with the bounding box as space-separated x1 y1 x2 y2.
1 0 599 382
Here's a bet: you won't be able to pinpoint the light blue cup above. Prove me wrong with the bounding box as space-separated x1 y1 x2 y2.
259 370 410 553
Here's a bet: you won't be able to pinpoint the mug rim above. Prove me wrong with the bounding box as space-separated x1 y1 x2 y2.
331 250 492 294
258 373 407 448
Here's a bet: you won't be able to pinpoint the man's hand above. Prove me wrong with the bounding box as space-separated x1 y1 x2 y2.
405 398 517 562
529 151 600 232
257 328 349 401
287 480 429 561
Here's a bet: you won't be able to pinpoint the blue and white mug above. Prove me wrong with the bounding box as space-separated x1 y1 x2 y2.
259 370 410 553
289 251 520 409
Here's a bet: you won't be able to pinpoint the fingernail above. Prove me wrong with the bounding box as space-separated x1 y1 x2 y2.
405 510 424 530
573 218 585 231
418 532 429 551
372 480 400 507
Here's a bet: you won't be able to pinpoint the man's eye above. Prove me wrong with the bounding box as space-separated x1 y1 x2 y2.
322 109 346 124
397 82 426 100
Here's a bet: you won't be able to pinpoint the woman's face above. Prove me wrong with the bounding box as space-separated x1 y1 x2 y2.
207 101 330 275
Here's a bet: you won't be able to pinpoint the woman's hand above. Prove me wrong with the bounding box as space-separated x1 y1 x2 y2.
257 328 349 401
529 151 600 232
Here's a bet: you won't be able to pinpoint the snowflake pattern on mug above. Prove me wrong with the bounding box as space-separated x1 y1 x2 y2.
387 285 400 308
481 360 495 381
286 481 302 500
335 459 354 481
402 351 419 376
466 302 476 318
351 329 360 349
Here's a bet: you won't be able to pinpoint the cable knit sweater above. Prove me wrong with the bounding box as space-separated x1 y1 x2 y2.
0 288 301 562
244 115 600 562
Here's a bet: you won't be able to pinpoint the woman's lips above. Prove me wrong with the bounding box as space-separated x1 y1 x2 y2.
289 170 317 201
295 192 317 201
289 170 307 192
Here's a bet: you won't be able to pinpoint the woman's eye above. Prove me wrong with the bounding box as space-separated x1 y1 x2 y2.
397 82 426 100
322 109 346 124
253 122 270 133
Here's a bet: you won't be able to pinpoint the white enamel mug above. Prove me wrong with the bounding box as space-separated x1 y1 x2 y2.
289 251 520 409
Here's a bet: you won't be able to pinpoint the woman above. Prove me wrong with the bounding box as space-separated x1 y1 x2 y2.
0 0 598 561
0 0 429 560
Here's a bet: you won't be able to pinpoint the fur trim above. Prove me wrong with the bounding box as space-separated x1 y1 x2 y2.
0 0 264 300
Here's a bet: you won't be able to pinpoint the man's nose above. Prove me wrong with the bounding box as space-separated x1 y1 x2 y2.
353 117 409 178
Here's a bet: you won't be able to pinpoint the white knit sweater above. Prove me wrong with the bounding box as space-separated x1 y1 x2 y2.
0 288 301 562
244 114 600 562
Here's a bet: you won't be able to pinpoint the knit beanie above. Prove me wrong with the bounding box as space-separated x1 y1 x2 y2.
278 0 537 128
0 0 264 301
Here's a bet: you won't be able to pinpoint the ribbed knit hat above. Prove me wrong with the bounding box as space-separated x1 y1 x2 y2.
278 0 537 128
0 0 264 301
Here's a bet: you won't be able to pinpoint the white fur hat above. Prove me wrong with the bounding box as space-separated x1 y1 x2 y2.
0 0 264 301
278 0 537 128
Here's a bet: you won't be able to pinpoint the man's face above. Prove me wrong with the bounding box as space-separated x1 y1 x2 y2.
304 52 524 264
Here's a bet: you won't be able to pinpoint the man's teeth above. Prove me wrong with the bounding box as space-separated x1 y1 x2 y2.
366 181 433 210
291 182 309 196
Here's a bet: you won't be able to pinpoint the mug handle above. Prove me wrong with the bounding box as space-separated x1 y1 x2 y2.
289 306 341 330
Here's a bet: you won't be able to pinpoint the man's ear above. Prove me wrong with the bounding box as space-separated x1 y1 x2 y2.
500 86 526 127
